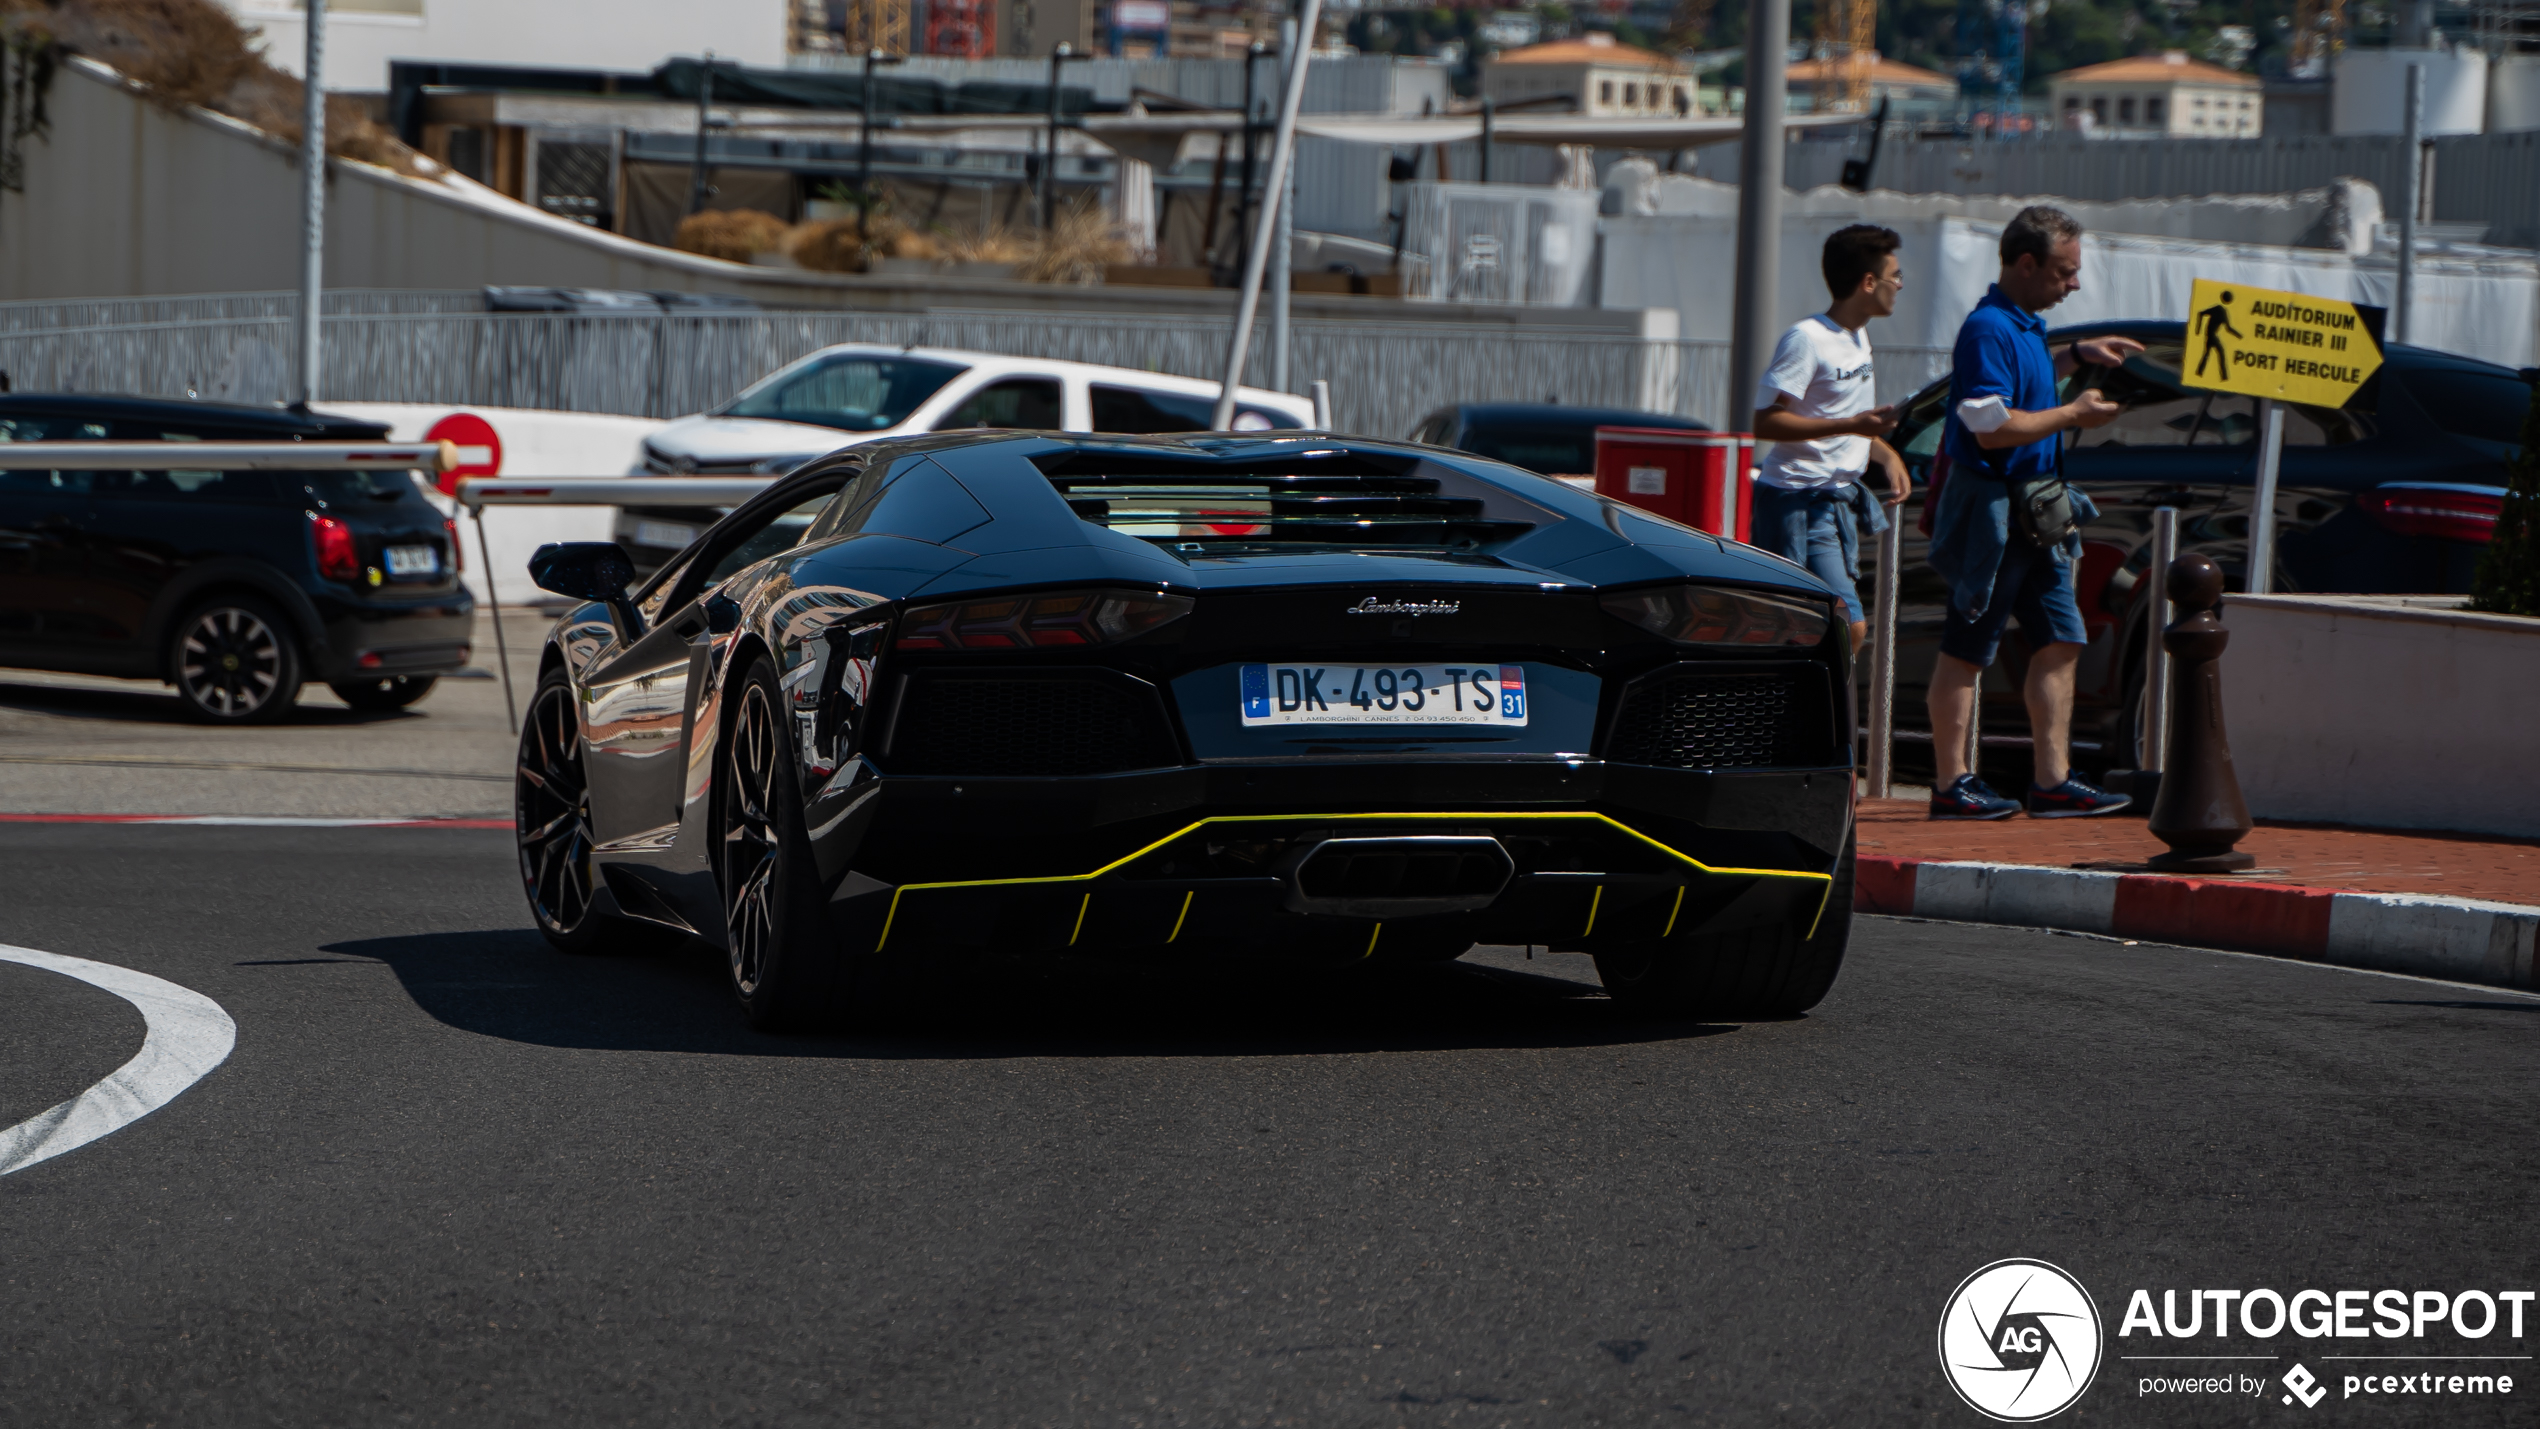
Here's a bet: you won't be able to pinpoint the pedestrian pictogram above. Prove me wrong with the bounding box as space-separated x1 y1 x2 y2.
2179 279 2384 409
2191 291 2242 381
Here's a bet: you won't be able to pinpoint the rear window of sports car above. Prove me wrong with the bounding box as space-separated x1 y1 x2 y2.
1033 448 1553 551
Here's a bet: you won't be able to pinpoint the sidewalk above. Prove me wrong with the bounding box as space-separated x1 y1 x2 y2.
1852 798 2540 992
0 609 533 821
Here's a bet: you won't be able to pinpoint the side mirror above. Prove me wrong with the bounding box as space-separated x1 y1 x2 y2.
528 542 644 638
528 542 634 601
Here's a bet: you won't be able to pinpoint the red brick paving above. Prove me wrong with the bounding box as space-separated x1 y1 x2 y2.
1856 798 2540 909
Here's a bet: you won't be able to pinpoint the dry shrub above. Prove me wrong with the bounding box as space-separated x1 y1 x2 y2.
19 0 428 175
785 211 902 272
786 217 866 273
38 0 254 110
939 224 1032 265
787 209 945 273
675 208 790 263
1016 200 1130 286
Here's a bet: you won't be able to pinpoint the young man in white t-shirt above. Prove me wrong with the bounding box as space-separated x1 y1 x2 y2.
1750 224 1913 652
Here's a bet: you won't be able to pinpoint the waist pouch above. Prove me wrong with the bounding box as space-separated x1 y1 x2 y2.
1954 423 2076 550
2008 474 2078 549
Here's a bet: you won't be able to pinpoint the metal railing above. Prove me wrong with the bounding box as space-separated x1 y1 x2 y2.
0 298 1823 437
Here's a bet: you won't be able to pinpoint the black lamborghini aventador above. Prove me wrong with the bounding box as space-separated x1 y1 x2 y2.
514 431 1858 1028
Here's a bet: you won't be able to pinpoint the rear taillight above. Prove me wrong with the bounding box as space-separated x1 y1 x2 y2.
1601 584 1834 647
445 517 463 573
309 513 360 580
895 589 1192 650
2360 485 2502 544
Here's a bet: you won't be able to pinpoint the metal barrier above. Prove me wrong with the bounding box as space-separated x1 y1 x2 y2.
0 440 457 470
1862 515 1903 799
2141 506 2180 784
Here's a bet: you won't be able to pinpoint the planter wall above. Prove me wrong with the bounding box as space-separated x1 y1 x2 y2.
2224 594 2540 838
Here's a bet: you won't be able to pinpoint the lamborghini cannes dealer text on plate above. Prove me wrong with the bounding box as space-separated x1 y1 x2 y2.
1240 664 1528 726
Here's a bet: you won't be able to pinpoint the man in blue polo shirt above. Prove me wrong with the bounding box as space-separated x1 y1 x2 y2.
1926 206 2141 820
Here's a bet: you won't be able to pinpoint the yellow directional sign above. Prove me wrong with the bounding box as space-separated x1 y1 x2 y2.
2179 279 2385 409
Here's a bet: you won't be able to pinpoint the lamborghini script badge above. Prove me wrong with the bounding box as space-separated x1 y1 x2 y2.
1347 596 1459 617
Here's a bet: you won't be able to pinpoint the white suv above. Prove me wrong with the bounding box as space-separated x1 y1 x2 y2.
633 344 1316 476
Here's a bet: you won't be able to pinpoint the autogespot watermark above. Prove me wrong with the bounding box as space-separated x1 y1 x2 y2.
1939 1260 2104 1421
1941 1265 2534 1419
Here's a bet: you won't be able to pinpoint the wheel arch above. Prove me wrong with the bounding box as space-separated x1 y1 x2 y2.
148 561 329 682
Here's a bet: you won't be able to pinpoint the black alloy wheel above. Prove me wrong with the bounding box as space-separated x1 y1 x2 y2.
330 675 439 711
1594 830 1857 1020
169 597 301 724
517 669 603 951
718 655 843 1029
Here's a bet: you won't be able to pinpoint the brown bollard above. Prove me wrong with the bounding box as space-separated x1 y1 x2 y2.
2146 554 2256 872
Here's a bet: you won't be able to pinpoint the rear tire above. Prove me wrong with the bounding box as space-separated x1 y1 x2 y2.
1593 832 1856 1019
331 675 438 711
717 653 849 1030
169 596 301 724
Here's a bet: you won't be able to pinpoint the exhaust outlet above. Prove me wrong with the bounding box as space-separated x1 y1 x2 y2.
1277 835 1515 918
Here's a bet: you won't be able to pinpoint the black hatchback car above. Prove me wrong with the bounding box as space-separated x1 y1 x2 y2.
1876 322 2534 775
0 395 475 722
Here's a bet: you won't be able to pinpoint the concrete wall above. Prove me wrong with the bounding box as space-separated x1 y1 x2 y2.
0 59 856 305
218 0 788 93
2223 594 2540 839
5 57 1687 328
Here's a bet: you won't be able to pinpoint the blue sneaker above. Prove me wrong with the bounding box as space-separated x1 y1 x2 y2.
1929 774 2020 821
2026 776 2132 819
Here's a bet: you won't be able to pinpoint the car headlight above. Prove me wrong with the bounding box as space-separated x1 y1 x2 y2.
1601 584 1832 647
895 588 1193 650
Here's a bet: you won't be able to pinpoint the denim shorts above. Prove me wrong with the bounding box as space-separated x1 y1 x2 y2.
1938 535 2090 667
1749 482 1865 624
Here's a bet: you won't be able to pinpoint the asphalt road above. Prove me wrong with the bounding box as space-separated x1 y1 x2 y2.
3 824 2534 1427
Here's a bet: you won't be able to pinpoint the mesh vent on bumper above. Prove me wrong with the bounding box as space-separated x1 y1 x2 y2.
887 674 1182 777
1604 665 1836 770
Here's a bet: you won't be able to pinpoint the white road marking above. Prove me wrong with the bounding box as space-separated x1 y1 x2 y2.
0 944 237 1177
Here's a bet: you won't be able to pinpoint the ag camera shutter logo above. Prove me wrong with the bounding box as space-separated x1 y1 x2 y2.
1939 1259 2104 1421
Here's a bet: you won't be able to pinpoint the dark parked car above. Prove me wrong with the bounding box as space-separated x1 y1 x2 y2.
0 395 474 722
1409 402 1709 480
1875 322 2534 776
516 430 1854 1028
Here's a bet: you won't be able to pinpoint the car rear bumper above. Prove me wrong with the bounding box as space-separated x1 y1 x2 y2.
819 760 1852 962
311 594 476 683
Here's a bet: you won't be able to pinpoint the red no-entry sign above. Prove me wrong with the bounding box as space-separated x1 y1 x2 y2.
424 412 502 495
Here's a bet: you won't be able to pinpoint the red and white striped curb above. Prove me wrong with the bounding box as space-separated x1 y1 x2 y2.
1857 856 2539 991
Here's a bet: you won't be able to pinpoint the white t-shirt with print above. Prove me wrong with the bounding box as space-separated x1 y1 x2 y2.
1752 313 1875 492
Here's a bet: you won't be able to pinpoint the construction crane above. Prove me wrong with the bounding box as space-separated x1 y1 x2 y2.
1820 0 1877 112
831 0 914 57
2290 0 2345 74
1954 0 2025 123
926 0 995 58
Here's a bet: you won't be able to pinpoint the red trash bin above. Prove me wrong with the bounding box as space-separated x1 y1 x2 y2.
1591 427 1753 544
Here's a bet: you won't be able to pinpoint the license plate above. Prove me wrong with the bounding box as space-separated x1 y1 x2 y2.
382 544 437 578
1240 663 1527 726
635 520 699 549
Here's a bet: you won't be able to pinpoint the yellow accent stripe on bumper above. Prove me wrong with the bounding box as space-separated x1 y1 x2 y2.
871 810 1836 949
